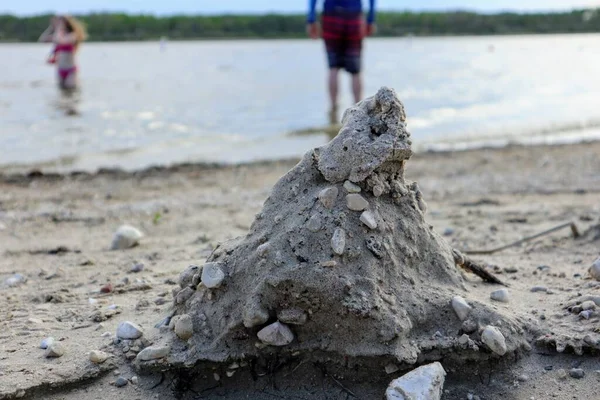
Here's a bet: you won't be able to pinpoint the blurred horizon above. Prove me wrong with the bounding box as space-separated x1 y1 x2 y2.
2 0 600 17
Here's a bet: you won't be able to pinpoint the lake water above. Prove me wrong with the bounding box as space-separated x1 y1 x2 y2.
2 34 600 172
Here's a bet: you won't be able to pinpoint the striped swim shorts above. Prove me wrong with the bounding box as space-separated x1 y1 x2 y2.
321 12 364 74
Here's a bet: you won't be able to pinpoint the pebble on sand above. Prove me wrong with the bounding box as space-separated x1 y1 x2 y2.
116 321 144 340
385 362 446 400
89 350 110 364
45 342 66 358
174 314 194 340
589 257 600 281
130 263 144 273
490 288 510 303
331 228 346 255
114 376 128 387
569 368 585 379
257 321 294 346
40 337 55 349
451 296 472 321
481 325 507 356
201 262 225 289
4 273 27 287
110 225 144 250
360 211 378 229
346 194 369 211
530 286 548 293
136 345 170 361
343 180 361 193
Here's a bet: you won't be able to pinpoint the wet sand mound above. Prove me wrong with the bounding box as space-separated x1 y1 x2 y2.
146 88 531 375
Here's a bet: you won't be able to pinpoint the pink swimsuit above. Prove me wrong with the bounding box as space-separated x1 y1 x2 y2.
54 44 77 83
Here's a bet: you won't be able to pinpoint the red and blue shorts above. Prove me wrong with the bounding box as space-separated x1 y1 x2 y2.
321 12 364 74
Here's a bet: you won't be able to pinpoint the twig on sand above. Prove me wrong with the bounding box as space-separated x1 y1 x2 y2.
461 221 580 255
453 249 507 286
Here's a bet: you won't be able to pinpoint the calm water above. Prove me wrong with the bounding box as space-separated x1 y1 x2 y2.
2 35 600 172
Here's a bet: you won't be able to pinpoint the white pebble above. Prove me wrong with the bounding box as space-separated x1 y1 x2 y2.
116 321 144 339
40 337 54 349
490 289 510 303
331 228 346 255
257 322 294 346
360 211 377 229
306 214 322 232
45 342 66 358
110 225 143 250
89 350 110 364
201 262 225 289
343 181 361 193
136 345 170 361
481 325 507 356
318 187 338 209
174 314 194 340
451 296 472 321
590 258 600 281
346 194 369 211
385 362 446 400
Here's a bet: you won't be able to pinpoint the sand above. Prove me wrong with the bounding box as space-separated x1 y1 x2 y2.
1 140 600 399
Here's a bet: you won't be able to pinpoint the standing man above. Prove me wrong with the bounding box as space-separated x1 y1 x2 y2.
307 0 376 124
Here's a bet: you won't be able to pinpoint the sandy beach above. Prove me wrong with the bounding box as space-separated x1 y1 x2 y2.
1 140 600 400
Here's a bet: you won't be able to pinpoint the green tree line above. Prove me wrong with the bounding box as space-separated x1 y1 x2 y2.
0 10 599 42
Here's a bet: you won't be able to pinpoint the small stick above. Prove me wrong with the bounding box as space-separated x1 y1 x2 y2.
453 249 507 286
462 222 579 256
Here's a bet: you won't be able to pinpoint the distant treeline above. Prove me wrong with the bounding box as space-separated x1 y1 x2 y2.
1 10 599 42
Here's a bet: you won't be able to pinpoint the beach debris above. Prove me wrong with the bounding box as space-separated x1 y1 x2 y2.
490 289 510 303
4 273 27 288
100 283 113 293
40 337 55 349
385 362 446 400
89 350 110 364
136 345 170 361
174 314 194 340
45 342 66 358
110 225 143 250
151 87 529 373
589 257 600 281
481 326 507 356
201 262 225 288
462 221 580 255
116 321 144 340
451 296 472 321
257 322 294 346
453 250 507 285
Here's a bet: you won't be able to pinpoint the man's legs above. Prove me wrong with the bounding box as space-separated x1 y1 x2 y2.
351 73 362 104
328 68 340 124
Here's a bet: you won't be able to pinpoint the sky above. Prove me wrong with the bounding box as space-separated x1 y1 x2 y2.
2 0 600 16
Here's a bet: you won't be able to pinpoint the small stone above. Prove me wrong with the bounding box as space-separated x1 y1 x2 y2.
331 228 346 255
581 300 596 311
569 368 585 379
176 287 194 304
136 345 170 361
346 194 369 211
243 308 270 328
557 368 567 379
360 211 377 229
530 286 548 293
4 273 27 287
131 376 139 385
385 362 446 400
385 363 400 374
89 350 110 364
256 242 270 257
154 297 167 305
114 376 128 387
257 321 294 346
226 370 235 378
320 260 337 267
458 334 470 345
130 263 144 273
306 214 322 232
589 257 600 281
45 342 66 358
178 265 200 288
318 187 338 209
517 374 529 382
201 262 225 289
343 181 361 193
373 185 384 197
110 225 143 250
462 319 477 333
40 337 54 349
213 373 221 382
277 308 308 325
481 326 507 356
442 228 454 236
116 321 144 339
175 314 194 340
544 365 554 371
100 283 113 293
451 296 472 321
490 288 510 303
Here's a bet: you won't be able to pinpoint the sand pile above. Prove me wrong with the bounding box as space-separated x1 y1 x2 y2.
142 88 530 374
